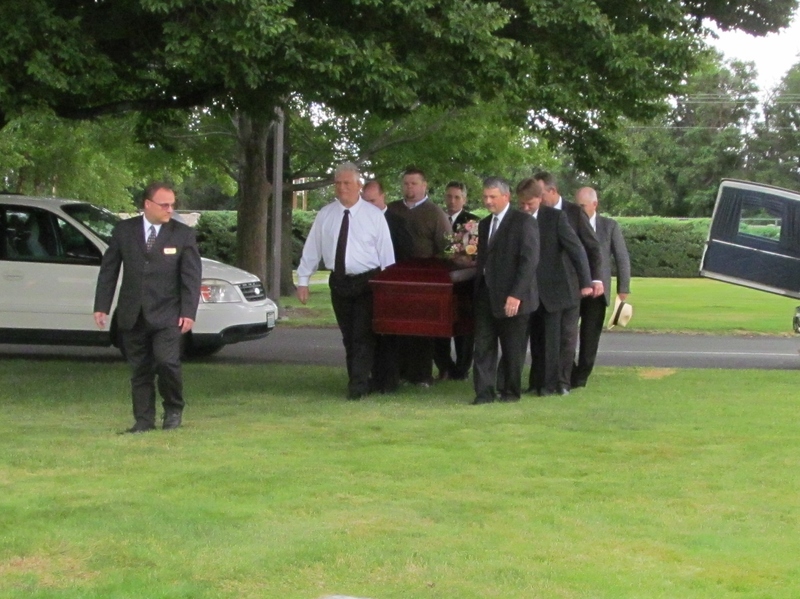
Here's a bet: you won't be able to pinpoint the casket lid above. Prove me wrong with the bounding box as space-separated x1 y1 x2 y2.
371 258 476 285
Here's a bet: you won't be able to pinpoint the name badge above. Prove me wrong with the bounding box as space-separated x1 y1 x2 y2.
163 247 177 255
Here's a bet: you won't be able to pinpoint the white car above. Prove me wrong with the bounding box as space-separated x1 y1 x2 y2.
0 195 277 357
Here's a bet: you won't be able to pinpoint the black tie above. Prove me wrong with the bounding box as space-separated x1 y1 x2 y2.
335 209 350 275
146 225 156 252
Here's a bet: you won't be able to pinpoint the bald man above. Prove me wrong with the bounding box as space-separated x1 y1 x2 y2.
571 186 631 388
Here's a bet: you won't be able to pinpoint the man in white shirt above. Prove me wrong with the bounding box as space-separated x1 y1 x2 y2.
297 163 395 399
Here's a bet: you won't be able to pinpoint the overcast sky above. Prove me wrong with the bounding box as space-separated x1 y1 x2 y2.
707 8 800 95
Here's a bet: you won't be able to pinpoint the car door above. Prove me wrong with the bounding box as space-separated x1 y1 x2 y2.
700 180 800 299
0 204 110 345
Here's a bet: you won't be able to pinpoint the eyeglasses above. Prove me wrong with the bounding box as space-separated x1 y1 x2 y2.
147 199 177 210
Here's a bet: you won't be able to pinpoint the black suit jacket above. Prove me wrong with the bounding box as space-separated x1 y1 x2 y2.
384 209 414 262
94 215 202 330
475 208 539 318
595 214 631 305
562 200 603 281
536 206 591 313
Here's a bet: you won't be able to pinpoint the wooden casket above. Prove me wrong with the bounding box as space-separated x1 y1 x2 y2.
370 258 476 337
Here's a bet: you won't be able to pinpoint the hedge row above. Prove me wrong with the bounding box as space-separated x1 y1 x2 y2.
194 210 710 278
616 217 708 278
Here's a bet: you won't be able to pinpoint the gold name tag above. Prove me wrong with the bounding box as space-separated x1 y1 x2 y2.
163 247 177 255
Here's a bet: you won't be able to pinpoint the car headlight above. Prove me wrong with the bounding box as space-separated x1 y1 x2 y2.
200 279 242 303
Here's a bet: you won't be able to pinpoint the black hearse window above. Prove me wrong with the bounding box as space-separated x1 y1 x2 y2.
738 201 782 243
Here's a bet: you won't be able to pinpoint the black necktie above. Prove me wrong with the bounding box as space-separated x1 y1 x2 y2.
335 209 350 275
146 225 156 252
488 216 498 244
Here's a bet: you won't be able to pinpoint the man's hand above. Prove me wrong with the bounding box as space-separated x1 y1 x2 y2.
297 286 310 305
504 296 521 317
618 292 629 301
591 281 605 298
93 312 108 329
580 287 593 297
179 317 195 334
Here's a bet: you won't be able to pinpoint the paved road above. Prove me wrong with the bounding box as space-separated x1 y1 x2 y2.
2 327 798 370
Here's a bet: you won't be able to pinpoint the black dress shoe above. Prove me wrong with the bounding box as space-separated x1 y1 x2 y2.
347 391 367 400
120 423 156 434
162 411 183 430
525 386 541 395
538 389 557 397
470 397 495 405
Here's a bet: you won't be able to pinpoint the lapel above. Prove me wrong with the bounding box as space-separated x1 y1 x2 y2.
595 215 609 244
134 215 149 255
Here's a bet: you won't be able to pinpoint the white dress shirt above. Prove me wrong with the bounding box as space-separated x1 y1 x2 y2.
143 218 161 242
297 198 395 286
405 196 429 209
490 203 511 232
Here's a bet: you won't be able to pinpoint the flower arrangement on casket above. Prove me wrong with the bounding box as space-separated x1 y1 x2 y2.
444 219 479 264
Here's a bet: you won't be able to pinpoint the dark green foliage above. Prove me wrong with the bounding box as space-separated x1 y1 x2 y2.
196 211 710 278
195 211 237 264
197 210 314 267
617 217 709 277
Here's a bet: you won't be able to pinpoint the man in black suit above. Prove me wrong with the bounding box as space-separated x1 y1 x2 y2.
363 178 412 393
94 182 202 433
434 180 479 380
516 178 592 396
471 177 539 404
571 186 631 388
533 171 603 391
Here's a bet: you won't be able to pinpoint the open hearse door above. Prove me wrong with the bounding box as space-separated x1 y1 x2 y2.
701 179 800 331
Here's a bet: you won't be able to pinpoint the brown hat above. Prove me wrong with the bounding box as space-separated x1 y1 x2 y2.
608 296 633 329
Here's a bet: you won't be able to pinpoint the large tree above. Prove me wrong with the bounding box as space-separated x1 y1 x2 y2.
747 63 800 190
1 0 796 280
572 52 760 216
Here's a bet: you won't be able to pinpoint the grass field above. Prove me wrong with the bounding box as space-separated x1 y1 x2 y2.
2 360 799 598
281 276 800 335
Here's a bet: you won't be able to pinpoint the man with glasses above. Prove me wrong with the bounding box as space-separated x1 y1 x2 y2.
93 182 202 433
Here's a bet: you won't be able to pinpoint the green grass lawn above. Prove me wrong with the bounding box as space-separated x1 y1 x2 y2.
2 360 799 598
281 276 800 335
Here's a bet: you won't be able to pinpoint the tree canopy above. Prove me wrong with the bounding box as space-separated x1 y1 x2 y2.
2 0 796 172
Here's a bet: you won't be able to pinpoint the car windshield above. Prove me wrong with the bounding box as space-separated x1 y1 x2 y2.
62 203 121 244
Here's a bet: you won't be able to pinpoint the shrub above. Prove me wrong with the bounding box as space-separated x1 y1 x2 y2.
195 210 316 267
616 217 709 277
194 212 711 278
195 211 237 264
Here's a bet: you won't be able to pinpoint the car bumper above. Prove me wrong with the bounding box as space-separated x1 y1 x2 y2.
193 299 277 342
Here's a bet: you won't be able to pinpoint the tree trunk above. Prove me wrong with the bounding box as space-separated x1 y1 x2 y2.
235 112 272 284
280 186 295 295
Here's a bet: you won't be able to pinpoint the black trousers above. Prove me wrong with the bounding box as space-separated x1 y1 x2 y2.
122 313 184 428
329 273 377 396
473 285 530 401
433 333 474 379
572 295 607 387
372 334 400 393
528 304 578 393
398 336 434 384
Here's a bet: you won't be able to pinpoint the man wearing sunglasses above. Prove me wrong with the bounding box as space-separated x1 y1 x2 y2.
93 182 202 433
